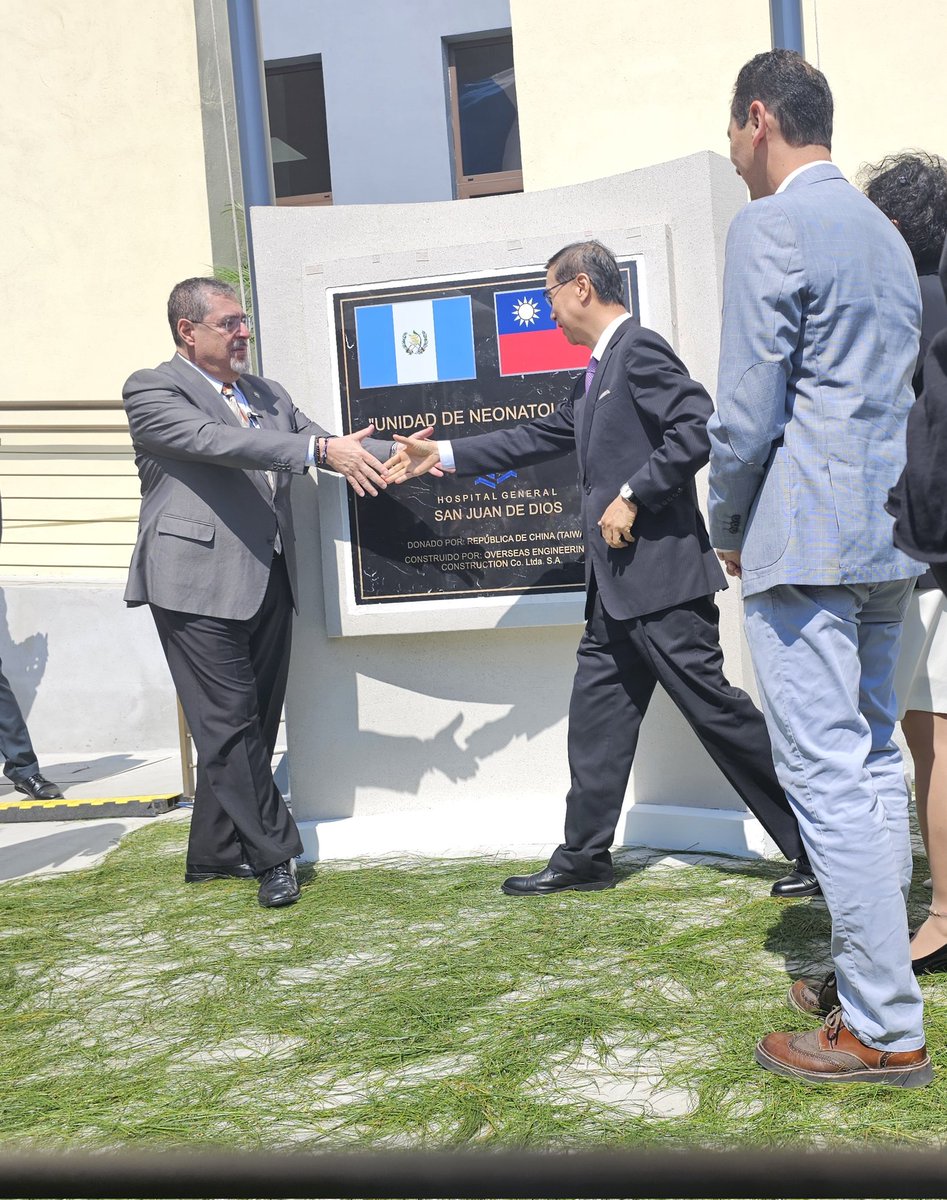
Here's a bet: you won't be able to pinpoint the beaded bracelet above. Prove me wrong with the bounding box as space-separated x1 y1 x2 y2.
319 435 337 468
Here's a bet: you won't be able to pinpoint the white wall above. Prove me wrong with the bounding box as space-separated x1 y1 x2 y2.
510 0 946 191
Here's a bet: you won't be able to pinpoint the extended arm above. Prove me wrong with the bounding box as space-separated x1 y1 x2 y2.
388 391 578 482
124 370 391 496
124 370 313 473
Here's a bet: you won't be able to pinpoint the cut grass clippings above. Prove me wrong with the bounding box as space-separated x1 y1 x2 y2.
0 817 944 1152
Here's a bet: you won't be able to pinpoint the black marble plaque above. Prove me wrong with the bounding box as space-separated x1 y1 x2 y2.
333 265 639 604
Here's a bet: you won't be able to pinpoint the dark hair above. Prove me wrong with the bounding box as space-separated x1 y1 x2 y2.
167 277 239 345
860 151 947 272
546 240 624 306
731 49 833 150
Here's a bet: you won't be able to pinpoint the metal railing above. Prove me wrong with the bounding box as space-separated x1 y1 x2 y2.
0 401 195 801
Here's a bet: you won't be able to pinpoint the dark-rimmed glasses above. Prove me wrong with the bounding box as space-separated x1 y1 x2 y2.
542 277 577 306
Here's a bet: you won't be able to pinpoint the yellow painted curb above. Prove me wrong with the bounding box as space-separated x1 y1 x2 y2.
0 794 179 812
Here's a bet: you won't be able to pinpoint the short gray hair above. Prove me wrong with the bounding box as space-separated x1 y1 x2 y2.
167 277 238 345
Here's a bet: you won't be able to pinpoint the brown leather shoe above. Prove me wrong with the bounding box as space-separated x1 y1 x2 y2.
755 1008 932 1086
787 971 838 1019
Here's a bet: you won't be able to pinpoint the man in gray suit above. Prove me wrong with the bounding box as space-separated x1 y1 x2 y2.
709 51 931 1085
124 278 392 908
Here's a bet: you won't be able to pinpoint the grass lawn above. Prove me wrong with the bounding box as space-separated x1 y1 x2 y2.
0 817 944 1152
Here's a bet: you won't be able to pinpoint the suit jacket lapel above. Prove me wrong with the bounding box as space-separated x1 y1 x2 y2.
166 354 243 429
164 356 277 506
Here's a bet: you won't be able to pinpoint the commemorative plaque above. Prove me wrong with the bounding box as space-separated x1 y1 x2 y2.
333 265 639 604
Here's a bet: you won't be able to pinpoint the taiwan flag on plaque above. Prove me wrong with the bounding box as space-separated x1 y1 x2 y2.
494 287 591 377
355 296 476 389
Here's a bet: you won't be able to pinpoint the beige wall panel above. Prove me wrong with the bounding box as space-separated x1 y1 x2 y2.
0 0 213 405
0 544 132 568
801 0 947 180
510 0 771 190
2 523 136 546
0 458 136 478
1 433 133 450
0 409 129 430
3 498 138 520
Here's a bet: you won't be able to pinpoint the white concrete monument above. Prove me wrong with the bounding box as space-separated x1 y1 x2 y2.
251 152 770 864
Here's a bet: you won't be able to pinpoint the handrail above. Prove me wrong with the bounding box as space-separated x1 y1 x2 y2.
0 400 125 409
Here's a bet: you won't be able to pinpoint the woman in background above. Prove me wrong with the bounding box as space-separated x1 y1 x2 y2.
865 151 947 972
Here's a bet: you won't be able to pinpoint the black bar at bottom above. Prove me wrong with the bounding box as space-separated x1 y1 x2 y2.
3 1148 947 1199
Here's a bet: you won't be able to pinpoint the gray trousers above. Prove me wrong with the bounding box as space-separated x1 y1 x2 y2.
744 580 925 1051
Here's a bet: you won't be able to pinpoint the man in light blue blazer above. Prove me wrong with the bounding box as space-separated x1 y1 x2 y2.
708 50 931 1086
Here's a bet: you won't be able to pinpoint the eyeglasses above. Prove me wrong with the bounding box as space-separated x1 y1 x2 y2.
197 314 252 336
542 277 577 306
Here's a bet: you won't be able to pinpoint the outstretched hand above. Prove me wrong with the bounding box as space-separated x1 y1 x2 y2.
385 429 444 483
325 425 389 497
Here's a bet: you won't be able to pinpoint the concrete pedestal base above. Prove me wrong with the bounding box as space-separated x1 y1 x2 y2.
298 798 778 864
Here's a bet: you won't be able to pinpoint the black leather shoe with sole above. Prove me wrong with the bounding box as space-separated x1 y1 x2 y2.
771 857 822 899
258 860 300 908
185 863 257 883
501 865 615 896
13 774 64 801
912 941 947 975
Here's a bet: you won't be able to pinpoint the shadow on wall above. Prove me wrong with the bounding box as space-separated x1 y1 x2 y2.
289 480 745 821
288 501 579 817
0 587 48 721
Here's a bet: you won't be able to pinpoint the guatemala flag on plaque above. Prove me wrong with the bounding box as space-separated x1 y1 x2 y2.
494 287 591 377
355 296 476 389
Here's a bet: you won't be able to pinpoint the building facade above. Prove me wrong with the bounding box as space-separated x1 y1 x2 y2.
1 0 944 755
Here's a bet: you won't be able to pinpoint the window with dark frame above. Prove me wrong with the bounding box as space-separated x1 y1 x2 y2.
447 35 523 200
264 55 333 206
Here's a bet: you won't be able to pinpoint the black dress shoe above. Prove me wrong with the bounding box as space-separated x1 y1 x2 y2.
770 856 822 899
185 863 257 883
13 773 64 801
912 941 947 975
258 860 300 908
501 865 615 896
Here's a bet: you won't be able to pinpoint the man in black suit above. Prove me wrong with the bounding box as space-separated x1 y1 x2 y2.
0 497 63 802
390 240 816 897
123 278 392 908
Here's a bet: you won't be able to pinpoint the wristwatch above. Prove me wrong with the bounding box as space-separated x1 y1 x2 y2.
619 482 637 503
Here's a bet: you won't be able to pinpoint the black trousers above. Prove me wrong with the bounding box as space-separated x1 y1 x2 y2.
0 659 39 783
548 590 804 881
150 554 302 874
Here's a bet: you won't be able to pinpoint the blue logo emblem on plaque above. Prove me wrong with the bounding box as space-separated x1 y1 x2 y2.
474 470 518 489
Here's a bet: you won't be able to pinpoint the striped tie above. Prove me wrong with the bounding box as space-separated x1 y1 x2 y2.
584 355 599 396
222 384 280 552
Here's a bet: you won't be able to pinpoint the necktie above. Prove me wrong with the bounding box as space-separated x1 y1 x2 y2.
222 384 280 551
584 355 599 396
221 382 260 429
